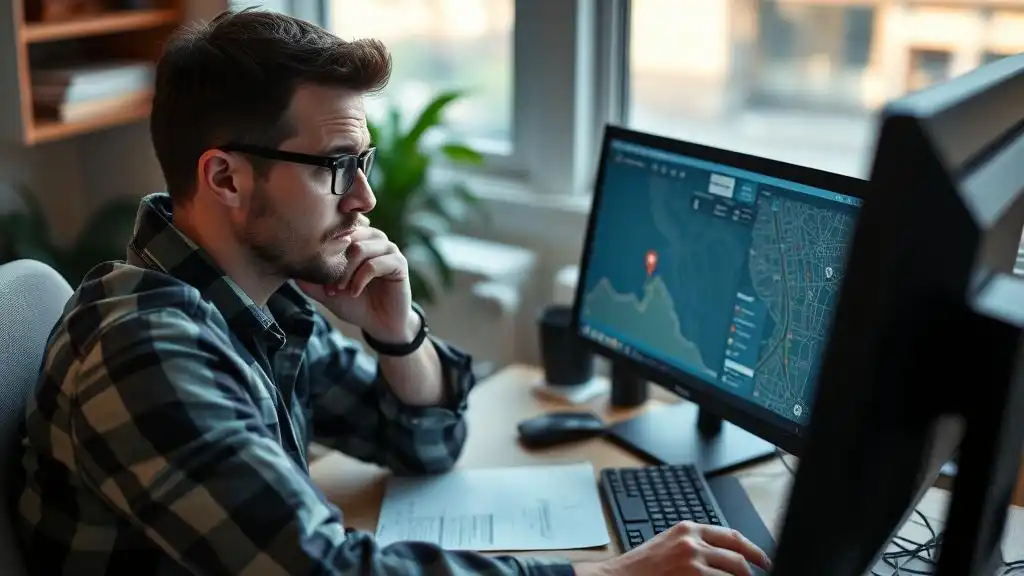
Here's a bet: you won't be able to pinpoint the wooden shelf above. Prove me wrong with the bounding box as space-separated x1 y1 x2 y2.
5 1 188 145
21 9 180 43
28 97 152 145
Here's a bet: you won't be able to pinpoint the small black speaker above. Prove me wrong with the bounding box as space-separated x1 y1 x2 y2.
537 304 594 386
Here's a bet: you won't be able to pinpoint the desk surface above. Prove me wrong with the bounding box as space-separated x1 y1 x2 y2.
310 364 1024 566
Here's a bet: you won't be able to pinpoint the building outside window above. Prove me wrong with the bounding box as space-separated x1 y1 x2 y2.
320 0 1024 189
627 0 1024 178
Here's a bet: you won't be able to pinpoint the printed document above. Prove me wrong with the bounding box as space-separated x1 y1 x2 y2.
375 461 610 551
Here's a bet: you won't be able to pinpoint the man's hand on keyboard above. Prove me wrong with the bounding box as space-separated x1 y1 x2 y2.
573 520 771 576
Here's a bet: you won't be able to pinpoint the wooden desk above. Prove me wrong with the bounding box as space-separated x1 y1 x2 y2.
310 364 1024 566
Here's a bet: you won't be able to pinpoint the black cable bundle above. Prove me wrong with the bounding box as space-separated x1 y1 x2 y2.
870 510 940 576
775 450 1024 575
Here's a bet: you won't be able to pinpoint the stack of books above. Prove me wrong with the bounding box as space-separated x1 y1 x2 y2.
32 60 155 123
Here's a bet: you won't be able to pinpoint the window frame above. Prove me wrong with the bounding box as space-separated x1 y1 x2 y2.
316 0 630 197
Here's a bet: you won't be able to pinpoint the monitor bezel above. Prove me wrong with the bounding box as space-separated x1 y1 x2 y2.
570 123 868 457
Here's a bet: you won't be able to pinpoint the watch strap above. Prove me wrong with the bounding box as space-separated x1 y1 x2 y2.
361 303 428 357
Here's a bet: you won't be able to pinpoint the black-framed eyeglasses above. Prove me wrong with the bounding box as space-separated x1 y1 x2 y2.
218 143 375 196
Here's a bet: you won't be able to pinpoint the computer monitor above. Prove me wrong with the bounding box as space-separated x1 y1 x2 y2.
770 53 1024 575
571 125 867 475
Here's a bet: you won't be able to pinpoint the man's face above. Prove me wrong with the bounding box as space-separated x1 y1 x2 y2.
237 84 376 286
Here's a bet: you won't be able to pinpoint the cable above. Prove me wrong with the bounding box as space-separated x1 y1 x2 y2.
1004 559 1024 575
776 449 940 575
873 510 942 575
776 447 797 476
773 449 1022 574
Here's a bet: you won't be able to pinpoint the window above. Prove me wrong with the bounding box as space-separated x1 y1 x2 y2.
625 0 1024 178
754 3 875 111
231 1 323 29
231 0 291 12
325 0 514 156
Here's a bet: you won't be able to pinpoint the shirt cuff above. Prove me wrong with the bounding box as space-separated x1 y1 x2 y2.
376 334 476 422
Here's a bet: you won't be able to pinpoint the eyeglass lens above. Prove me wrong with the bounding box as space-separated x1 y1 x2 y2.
333 149 375 196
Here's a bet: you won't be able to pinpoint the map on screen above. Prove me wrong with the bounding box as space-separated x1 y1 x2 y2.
579 142 860 425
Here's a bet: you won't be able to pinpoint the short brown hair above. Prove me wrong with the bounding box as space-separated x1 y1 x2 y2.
150 8 391 204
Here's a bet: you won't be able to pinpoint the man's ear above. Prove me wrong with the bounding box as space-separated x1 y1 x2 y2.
198 149 250 209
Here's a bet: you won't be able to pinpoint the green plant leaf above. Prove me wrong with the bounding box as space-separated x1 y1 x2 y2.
386 152 429 201
0 189 141 284
364 89 488 303
75 198 138 242
408 268 436 305
451 182 491 224
386 106 403 148
70 198 138 274
421 183 489 227
418 190 466 227
1 185 57 260
367 120 383 153
408 210 453 238
1 212 60 268
368 118 385 168
441 143 485 166
410 227 454 291
0 186 64 276
402 90 464 149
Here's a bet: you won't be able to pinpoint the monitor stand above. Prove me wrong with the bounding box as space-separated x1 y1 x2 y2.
605 364 777 477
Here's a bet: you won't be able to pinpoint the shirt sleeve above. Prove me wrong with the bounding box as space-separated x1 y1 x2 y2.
302 313 475 474
70 306 573 576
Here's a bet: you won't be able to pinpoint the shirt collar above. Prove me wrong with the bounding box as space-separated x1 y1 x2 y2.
126 192 316 348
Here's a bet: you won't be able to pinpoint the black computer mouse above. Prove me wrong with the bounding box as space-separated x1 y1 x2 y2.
517 411 606 448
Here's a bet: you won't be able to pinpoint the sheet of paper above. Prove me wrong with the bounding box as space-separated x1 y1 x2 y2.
375 461 610 551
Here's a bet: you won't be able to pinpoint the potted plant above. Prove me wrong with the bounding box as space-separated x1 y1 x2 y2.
0 184 139 286
366 89 490 304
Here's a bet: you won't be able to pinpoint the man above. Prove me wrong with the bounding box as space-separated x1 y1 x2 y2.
14 8 770 576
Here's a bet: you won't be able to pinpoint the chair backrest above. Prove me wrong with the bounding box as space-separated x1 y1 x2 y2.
0 259 73 575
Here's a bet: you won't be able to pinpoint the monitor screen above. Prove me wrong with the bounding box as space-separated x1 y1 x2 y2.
577 134 863 439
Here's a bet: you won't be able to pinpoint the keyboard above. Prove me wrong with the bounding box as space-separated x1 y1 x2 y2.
600 463 728 551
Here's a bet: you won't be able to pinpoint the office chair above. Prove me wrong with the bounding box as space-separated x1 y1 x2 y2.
0 259 73 575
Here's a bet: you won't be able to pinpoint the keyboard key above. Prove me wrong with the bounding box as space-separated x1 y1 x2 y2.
601 464 730 552
624 521 654 547
616 495 649 522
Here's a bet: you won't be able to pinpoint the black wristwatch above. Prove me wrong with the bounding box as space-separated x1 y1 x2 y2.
362 302 429 357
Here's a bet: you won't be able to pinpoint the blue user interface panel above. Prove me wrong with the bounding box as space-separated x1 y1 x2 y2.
578 138 862 428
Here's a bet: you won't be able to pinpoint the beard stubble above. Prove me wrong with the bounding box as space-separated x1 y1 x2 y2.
243 184 366 286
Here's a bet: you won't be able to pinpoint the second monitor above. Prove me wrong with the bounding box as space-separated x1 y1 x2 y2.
571 125 866 475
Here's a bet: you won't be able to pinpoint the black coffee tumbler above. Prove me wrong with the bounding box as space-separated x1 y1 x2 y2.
538 304 594 386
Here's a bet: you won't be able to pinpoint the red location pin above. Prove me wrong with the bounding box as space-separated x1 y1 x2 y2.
645 250 658 277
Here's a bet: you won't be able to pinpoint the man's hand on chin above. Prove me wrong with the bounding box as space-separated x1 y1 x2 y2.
297 226 412 340
297 227 445 407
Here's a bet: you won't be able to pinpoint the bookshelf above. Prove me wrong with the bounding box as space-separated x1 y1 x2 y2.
22 8 180 43
3 1 188 146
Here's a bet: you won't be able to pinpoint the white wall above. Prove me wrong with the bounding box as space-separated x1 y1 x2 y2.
455 185 592 366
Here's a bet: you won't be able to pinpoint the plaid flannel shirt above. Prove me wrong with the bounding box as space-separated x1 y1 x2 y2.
14 192 574 576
